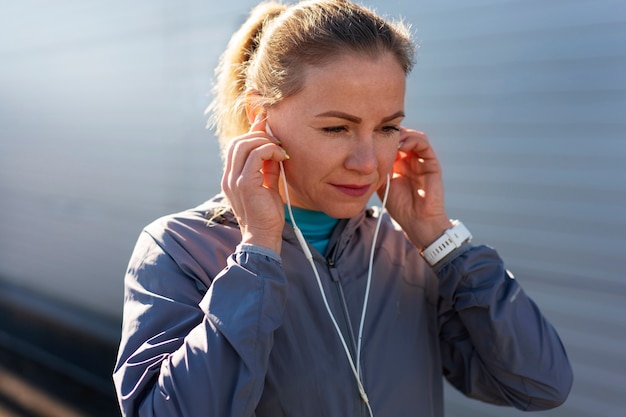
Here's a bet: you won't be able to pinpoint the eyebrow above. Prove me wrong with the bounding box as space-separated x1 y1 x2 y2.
315 110 405 124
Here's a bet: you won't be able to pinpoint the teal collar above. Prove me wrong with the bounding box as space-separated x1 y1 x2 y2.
285 206 338 255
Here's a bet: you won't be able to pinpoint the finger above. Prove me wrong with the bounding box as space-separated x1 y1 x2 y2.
262 159 281 191
223 136 278 192
397 129 441 171
224 113 270 168
398 129 433 156
230 142 288 192
241 142 289 177
225 130 278 169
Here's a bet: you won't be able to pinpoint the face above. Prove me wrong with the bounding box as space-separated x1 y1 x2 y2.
267 52 406 219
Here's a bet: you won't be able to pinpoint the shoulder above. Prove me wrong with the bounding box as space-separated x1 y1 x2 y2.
134 194 241 278
144 194 237 243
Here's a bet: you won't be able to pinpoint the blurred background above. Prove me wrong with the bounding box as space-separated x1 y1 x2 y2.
0 0 624 416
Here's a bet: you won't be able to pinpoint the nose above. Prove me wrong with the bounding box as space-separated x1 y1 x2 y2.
344 134 377 175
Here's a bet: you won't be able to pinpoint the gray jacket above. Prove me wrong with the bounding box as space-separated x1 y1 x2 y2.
113 195 572 417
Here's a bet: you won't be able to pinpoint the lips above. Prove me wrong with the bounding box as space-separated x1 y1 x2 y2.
332 183 372 197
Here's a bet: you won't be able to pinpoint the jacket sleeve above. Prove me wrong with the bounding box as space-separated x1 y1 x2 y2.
113 231 287 417
435 244 573 410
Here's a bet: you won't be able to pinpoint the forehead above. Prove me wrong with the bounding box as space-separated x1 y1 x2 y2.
287 53 406 115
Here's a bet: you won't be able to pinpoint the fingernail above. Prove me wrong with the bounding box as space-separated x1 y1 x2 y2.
282 149 290 159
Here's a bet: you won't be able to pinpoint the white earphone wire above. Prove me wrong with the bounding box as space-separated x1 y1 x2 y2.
356 173 390 377
280 162 371 410
270 120 386 417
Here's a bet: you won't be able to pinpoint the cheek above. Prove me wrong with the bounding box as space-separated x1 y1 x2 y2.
284 148 331 185
378 143 400 171
291 142 338 171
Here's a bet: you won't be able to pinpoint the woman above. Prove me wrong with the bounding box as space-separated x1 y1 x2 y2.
113 1 573 416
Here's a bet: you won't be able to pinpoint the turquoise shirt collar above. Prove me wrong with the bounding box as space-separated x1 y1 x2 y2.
285 206 339 255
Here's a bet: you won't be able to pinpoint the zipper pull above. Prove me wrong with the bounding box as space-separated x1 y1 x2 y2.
327 259 341 283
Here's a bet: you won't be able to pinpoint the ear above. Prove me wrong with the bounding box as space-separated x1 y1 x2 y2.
245 90 264 124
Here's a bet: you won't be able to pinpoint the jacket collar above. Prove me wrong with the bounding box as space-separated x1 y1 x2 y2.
199 193 374 261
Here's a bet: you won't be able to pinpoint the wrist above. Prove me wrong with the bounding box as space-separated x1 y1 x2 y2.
408 218 454 250
419 218 454 250
242 231 282 254
237 243 282 262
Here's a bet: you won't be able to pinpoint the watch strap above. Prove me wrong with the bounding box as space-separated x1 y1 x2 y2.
421 220 472 266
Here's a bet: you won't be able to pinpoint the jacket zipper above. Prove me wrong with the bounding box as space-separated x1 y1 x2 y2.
327 258 366 417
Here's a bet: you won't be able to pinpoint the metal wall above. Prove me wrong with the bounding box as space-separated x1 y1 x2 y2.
1 1 625 416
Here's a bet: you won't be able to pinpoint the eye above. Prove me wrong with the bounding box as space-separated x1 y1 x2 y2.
380 125 401 136
322 126 349 135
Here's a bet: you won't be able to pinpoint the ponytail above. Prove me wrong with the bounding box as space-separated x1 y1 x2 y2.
207 2 285 153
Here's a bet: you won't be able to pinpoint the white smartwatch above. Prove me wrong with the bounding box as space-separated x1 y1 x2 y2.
421 220 472 266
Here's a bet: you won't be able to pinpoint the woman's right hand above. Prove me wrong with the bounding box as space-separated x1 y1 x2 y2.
221 114 289 254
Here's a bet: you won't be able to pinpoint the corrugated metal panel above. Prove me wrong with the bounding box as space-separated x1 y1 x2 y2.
391 1 626 416
0 0 227 317
0 0 624 415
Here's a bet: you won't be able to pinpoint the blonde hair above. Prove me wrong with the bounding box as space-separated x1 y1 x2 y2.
207 0 415 153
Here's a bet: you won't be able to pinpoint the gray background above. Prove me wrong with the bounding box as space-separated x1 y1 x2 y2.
1 1 625 416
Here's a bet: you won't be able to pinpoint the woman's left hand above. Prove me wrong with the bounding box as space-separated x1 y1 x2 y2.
378 128 453 250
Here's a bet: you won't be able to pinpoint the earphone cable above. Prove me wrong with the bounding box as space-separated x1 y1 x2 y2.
279 160 386 417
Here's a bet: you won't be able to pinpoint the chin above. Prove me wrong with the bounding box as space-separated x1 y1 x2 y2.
322 202 369 219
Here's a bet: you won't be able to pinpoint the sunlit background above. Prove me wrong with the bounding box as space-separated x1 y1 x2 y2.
1 1 625 416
